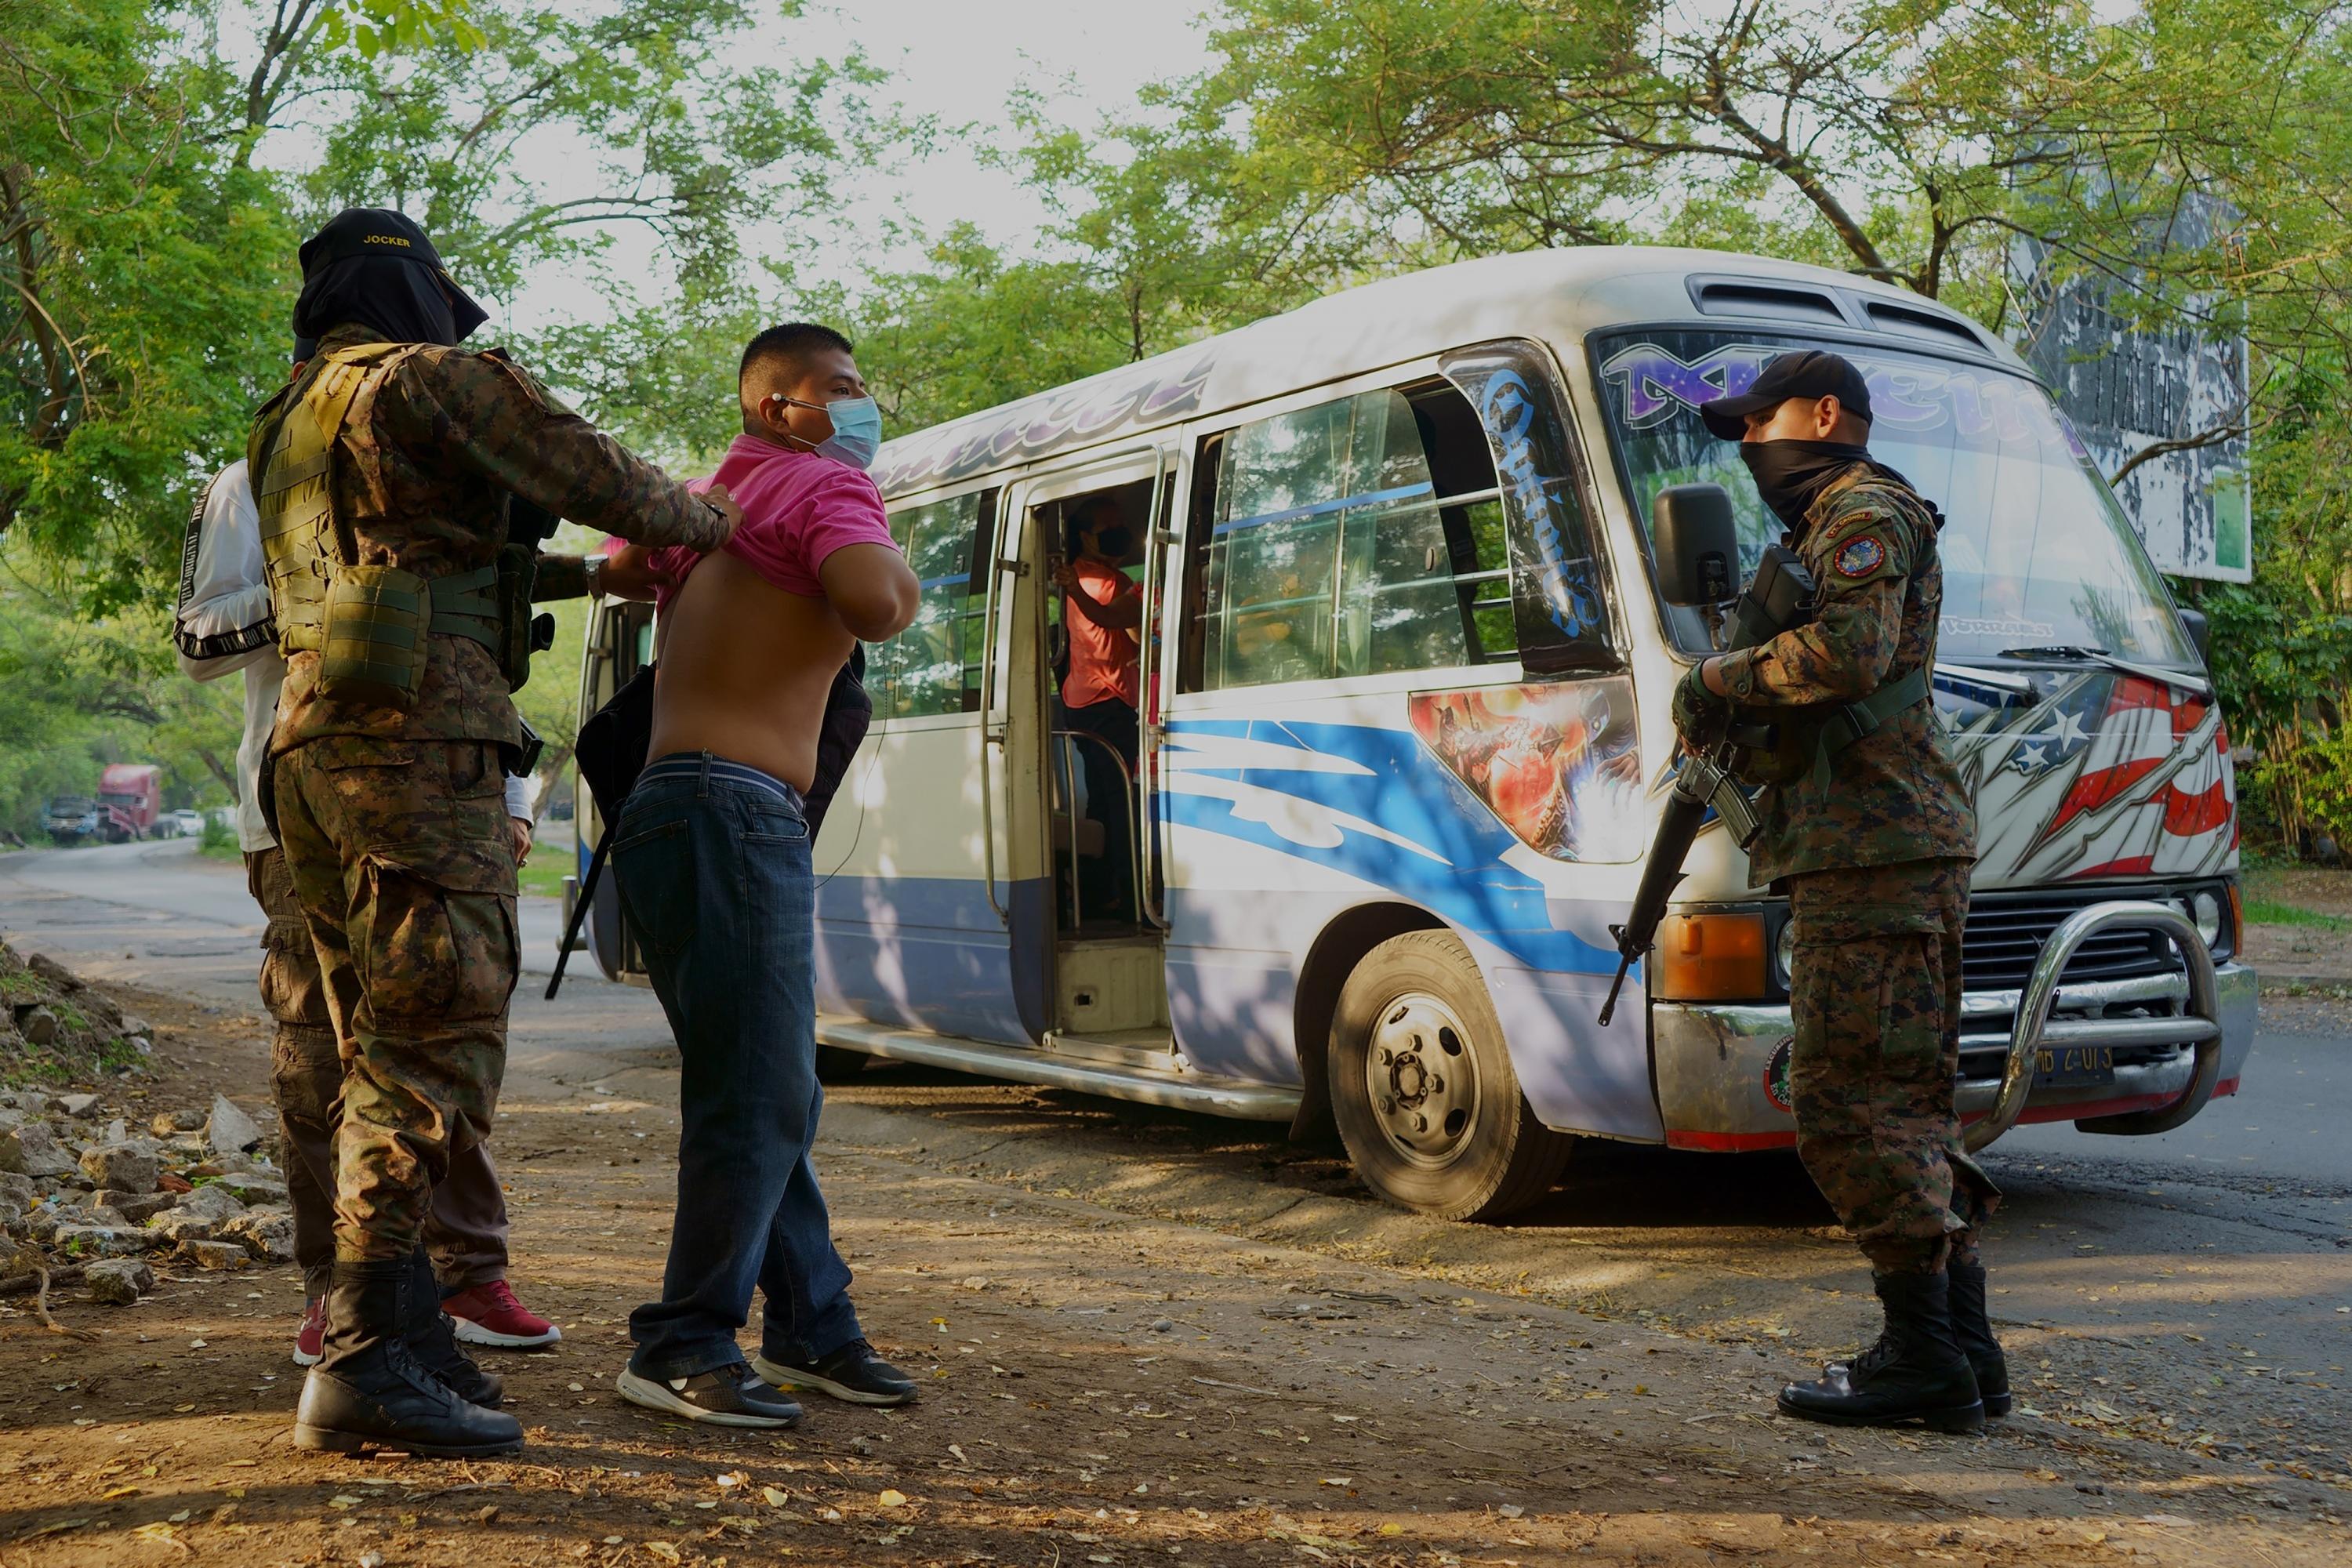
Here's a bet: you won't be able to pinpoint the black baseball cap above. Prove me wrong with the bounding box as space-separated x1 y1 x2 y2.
296 208 487 337
1700 349 1874 440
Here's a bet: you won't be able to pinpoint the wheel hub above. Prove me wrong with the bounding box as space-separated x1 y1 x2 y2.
1364 992 1480 1168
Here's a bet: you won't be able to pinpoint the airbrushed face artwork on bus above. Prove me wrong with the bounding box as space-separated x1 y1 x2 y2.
1408 680 1645 863
870 354 1216 496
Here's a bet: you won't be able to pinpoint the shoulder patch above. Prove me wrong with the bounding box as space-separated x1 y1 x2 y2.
1835 535 1887 577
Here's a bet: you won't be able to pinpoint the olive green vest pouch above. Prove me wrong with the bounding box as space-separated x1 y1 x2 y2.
317 564 432 708
491 543 540 691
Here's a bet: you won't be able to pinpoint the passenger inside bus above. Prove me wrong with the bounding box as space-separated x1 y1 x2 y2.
1053 495 1145 926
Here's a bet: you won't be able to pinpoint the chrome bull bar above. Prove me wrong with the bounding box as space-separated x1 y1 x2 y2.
1965 899 2223 1152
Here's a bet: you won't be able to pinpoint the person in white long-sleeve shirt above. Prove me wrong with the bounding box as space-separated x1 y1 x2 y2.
176 458 561 1364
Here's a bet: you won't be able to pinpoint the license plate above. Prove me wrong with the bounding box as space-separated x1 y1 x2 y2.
2034 1044 2116 1087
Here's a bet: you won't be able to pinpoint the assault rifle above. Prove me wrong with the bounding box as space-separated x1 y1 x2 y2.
1596 485 1816 1027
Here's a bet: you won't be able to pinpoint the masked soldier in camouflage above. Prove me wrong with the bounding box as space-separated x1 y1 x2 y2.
1671 350 1999 1434
252 209 742 1457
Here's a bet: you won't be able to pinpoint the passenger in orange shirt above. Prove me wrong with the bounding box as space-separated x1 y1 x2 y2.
1052 498 1145 923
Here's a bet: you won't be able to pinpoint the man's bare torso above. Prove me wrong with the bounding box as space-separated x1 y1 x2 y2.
649 551 855 793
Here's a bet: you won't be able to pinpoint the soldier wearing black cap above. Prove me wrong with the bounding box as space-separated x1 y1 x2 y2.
1671 350 1998 1434
251 208 743 1458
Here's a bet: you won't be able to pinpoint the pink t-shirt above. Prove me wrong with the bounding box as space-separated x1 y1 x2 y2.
643 434 898 612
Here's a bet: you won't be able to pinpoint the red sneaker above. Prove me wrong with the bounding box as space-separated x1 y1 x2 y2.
292 1296 326 1367
441 1279 562 1348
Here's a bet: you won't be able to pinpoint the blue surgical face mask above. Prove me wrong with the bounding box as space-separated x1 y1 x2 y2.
779 393 882 470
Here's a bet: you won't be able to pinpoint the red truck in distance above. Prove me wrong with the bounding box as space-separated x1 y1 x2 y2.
44 764 167 845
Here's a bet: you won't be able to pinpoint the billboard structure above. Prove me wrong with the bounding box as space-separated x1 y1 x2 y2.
2013 195 2253 583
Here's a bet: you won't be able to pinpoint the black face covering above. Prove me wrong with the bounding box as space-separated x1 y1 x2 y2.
1091 524 1136 560
292 254 482 348
1740 441 1871 530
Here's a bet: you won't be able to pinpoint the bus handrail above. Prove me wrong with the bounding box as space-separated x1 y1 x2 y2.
1134 447 1174 931
978 506 1016 927
1051 728 1138 928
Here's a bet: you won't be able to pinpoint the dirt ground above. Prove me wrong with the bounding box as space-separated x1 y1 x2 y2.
3 986 2347 1568
2241 866 2352 987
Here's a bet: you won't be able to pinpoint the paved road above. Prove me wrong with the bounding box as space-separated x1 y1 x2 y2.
5 839 2347 1490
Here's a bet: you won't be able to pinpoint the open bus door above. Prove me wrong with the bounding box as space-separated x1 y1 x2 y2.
572 593 655 986
1011 451 1181 1065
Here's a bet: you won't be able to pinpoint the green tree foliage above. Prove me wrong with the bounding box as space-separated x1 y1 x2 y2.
0 582 243 840
2 0 869 829
2 0 869 603
0 0 292 610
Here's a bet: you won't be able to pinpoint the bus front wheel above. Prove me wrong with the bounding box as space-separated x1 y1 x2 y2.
1327 931 1573 1222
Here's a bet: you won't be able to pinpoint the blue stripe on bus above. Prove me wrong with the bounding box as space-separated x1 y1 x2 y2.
1160 717 1624 978
918 572 971 590
1211 481 1434 537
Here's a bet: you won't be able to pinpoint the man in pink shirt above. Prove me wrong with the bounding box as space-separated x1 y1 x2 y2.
603 324 920 1428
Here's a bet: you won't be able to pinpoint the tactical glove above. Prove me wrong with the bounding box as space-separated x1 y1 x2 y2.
1671 662 1731 751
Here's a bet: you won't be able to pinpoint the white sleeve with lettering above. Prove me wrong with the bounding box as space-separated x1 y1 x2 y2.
174 460 278 682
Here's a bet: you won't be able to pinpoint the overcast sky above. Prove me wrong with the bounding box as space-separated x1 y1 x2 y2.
505 0 1218 334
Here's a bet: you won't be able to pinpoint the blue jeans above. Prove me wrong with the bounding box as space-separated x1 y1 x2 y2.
611 752 862 1378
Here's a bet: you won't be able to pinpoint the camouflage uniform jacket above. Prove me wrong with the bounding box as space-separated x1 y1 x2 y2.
260 321 729 754
1715 463 1976 885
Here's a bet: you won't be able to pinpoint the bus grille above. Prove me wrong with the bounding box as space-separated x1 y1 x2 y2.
1962 887 2180 993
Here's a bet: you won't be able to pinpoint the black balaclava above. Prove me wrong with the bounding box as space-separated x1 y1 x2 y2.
1740 441 1871 530
1741 441 1941 535
290 207 487 348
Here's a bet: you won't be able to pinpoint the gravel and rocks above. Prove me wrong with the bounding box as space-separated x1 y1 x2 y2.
221 1204 296 1261
82 1256 154 1304
213 1170 287 1203
90 1188 175 1222
176 1237 249 1270
0 1120 76 1178
203 1091 262 1155
49 1223 158 1257
1 938 155 1083
76 1139 158 1192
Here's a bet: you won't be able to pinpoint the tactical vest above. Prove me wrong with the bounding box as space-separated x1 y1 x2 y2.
1721 509 1937 793
248 343 514 710
1726 666 1933 793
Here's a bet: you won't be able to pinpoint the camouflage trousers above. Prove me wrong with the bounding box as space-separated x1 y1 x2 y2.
1786 856 1999 1274
270 738 520 1264
246 846 514 1295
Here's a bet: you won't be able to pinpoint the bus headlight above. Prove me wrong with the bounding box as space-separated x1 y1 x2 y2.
1774 916 1798 987
1657 911 1769 1002
2190 888 2223 950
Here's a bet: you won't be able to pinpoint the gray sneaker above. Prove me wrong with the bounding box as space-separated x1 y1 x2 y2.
618 1363 804 1428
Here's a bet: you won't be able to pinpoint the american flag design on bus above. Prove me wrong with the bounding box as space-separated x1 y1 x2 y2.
1940 669 2237 885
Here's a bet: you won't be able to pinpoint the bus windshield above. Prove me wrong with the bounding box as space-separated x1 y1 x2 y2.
1594 328 2194 665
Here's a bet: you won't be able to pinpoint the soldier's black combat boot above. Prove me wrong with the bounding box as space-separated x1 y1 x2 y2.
1824 1258 2009 1417
294 1260 524 1457
1946 1255 2010 1417
1778 1271 1984 1434
401 1247 505 1408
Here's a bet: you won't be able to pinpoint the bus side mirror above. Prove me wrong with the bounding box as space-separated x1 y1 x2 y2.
1652 485 1739 607
2177 607 2211 663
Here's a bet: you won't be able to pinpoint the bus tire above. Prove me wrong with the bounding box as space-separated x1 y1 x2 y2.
1327 930 1573 1222
815 1044 868 1083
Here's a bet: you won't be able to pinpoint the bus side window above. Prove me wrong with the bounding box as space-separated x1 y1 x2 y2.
1186 382 1515 692
876 488 996 718
1439 342 1617 673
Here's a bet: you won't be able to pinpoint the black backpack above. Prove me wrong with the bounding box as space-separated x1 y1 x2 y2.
545 644 871 998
